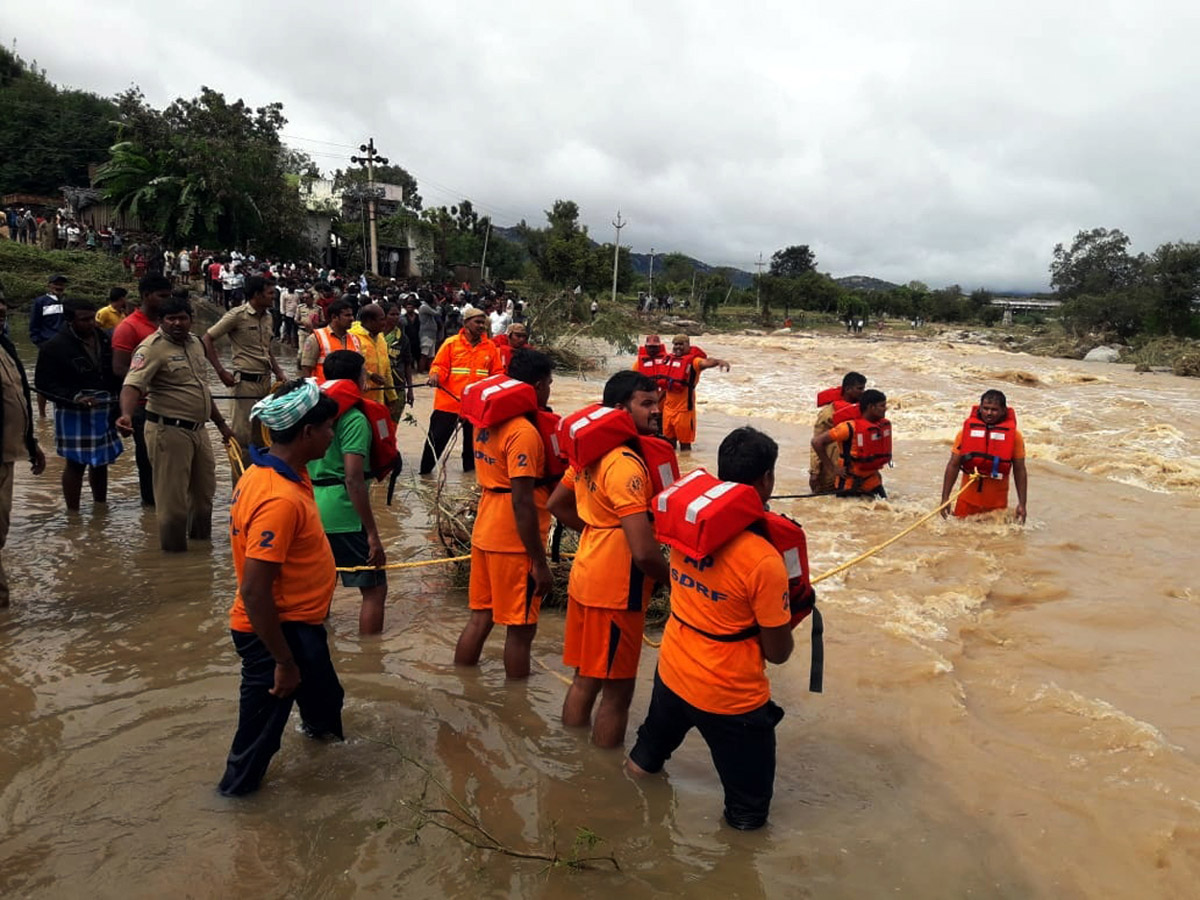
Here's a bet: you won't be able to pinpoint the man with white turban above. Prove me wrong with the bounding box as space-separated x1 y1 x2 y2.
217 379 346 797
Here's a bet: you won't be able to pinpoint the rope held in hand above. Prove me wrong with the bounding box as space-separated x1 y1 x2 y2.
640 473 983 649
226 437 247 480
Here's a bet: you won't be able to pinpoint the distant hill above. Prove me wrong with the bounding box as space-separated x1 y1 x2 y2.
492 225 755 289
628 252 755 289
835 275 900 292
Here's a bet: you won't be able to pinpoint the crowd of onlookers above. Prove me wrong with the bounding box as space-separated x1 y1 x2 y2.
189 253 530 373
2 206 123 255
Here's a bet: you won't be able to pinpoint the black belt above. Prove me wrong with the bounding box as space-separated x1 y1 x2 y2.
145 411 204 431
236 372 270 383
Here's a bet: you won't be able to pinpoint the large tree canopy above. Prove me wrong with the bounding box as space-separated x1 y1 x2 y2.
0 44 117 195
1049 228 1143 299
515 200 632 292
333 163 421 212
94 86 310 254
768 244 817 278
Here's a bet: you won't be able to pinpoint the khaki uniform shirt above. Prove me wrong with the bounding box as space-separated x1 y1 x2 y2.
205 304 273 375
124 331 212 422
810 403 836 474
0 350 29 462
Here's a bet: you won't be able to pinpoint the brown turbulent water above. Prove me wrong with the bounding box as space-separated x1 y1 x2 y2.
1 331 1198 899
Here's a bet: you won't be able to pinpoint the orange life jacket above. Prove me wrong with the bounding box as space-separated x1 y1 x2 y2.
815 385 843 407
316 379 401 488
652 468 823 692
817 385 858 424
536 408 568 481
653 468 765 558
662 346 708 398
494 334 512 371
959 405 1018 479
634 345 670 391
460 374 565 483
311 328 362 382
460 374 537 428
842 417 892 476
557 403 680 494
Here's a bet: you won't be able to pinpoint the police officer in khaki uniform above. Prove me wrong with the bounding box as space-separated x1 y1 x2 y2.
0 289 46 606
117 295 234 552
200 274 285 449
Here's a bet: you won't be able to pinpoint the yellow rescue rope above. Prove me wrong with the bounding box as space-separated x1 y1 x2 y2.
810 472 982 586
536 658 574 686
336 553 471 573
639 472 983 649
323 476 986 666
227 437 247 481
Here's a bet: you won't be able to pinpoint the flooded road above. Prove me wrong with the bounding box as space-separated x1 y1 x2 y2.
2 331 1198 898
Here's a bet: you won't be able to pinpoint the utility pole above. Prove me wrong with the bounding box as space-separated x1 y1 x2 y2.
479 220 491 285
755 252 766 314
648 247 655 305
350 138 389 276
610 210 626 306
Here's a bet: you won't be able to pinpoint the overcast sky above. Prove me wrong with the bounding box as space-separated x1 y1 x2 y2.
6 1 1198 289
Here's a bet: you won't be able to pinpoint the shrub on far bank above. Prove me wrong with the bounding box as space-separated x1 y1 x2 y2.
0 241 133 308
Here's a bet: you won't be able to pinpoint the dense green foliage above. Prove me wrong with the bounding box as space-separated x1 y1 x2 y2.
94 87 310 255
334 164 421 211
416 200 524 280
0 45 118 195
517 201 633 291
1052 228 1199 338
0 240 132 309
768 244 817 278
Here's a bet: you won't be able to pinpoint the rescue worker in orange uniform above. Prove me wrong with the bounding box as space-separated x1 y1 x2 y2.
660 335 730 451
940 389 1027 522
627 426 794 830
420 305 503 474
811 388 891 499
632 334 670 392
454 349 556 678
547 370 672 748
299 299 361 382
810 371 867 493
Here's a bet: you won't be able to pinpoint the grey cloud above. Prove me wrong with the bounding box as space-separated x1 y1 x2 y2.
8 0 1200 290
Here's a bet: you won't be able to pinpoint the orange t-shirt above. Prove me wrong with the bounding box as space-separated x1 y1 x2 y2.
826 420 883 492
658 534 790 714
228 455 337 633
472 415 551 552
952 427 1025 513
565 447 656 611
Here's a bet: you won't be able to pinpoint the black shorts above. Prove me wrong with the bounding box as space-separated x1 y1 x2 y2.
327 529 387 589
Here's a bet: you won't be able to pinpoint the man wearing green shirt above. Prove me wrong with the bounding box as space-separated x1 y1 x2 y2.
308 350 387 633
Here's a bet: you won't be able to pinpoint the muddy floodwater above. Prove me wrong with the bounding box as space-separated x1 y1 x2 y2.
2 331 1199 898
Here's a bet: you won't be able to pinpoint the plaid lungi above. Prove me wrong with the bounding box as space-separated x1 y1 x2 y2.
55 405 124 466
